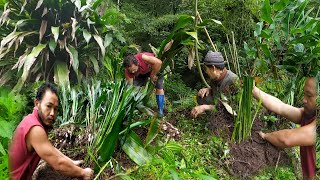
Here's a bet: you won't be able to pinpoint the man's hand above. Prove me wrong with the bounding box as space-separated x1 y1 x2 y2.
191 106 206 118
258 131 266 139
150 75 158 84
72 160 84 166
82 168 93 180
197 88 210 98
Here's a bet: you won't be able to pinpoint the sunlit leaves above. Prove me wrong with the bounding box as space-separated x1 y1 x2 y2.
82 29 92 44
261 0 273 24
54 62 69 87
51 26 59 43
93 34 105 57
21 43 46 84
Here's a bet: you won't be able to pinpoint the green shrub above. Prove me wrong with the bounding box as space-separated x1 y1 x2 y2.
164 73 196 109
0 88 27 179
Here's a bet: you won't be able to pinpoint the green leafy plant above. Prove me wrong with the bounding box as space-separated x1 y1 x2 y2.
247 0 320 77
232 76 255 143
0 0 127 90
0 88 26 179
82 80 153 176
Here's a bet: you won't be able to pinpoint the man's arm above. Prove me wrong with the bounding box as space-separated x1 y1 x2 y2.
124 72 133 85
191 105 214 118
26 126 93 179
141 54 162 79
252 86 303 124
259 120 316 148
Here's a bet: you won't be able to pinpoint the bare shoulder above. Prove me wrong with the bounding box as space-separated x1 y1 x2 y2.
28 126 47 138
141 54 161 63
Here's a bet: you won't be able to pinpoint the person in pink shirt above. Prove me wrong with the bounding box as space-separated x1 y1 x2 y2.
254 77 317 180
124 52 165 116
9 83 93 180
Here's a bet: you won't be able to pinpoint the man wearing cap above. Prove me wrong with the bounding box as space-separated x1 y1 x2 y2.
191 51 238 118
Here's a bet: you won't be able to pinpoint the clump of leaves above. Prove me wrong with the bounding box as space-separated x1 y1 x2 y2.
0 0 127 90
164 73 196 109
0 88 26 179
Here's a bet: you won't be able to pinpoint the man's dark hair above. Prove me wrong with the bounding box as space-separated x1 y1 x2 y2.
123 55 138 68
36 82 59 102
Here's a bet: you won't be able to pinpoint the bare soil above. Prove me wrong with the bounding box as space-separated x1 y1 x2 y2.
206 103 292 178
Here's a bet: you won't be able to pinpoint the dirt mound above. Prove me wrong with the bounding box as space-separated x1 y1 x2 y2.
207 103 291 178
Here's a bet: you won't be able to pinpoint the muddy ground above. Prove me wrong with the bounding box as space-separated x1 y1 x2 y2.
32 102 294 179
205 103 292 178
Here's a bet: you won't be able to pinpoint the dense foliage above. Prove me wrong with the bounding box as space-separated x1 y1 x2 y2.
0 0 318 179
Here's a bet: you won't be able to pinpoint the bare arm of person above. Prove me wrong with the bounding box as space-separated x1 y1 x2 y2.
198 88 211 98
252 86 303 124
141 54 162 80
259 120 316 148
191 105 214 118
124 73 133 85
26 126 93 179
54 147 83 165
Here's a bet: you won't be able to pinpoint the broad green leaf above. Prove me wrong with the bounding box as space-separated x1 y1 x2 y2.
173 15 194 32
254 22 263 37
74 0 81 10
86 18 95 29
39 20 47 42
0 32 22 49
260 44 271 58
0 120 14 138
104 34 113 47
21 43 46 83
0 143 5 156
273 0 288 11
187 47 195 69
261 0 273 24
66 45 79 74
273 32 281 49
185 32 198 42
83 29 91 43
71 17 77 41
49 39 57 53
35 0 44 10
93 34 105 57
221 101 237 116
51 26 59 42
121 131 152 166
89 55 99 74
54 62 69 87
145 118 159 146
260 29 272 38
119 119 152 135
212 19 222 25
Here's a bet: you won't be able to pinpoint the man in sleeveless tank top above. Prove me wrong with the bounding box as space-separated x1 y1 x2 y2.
9 83 93 180
253 77 317 180
191 51 238 118
124 52 165 116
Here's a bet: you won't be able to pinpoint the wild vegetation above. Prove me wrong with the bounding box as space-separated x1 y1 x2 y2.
0 0 319 179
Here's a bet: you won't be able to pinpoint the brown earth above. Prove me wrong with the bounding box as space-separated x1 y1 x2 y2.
206 102 292 179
